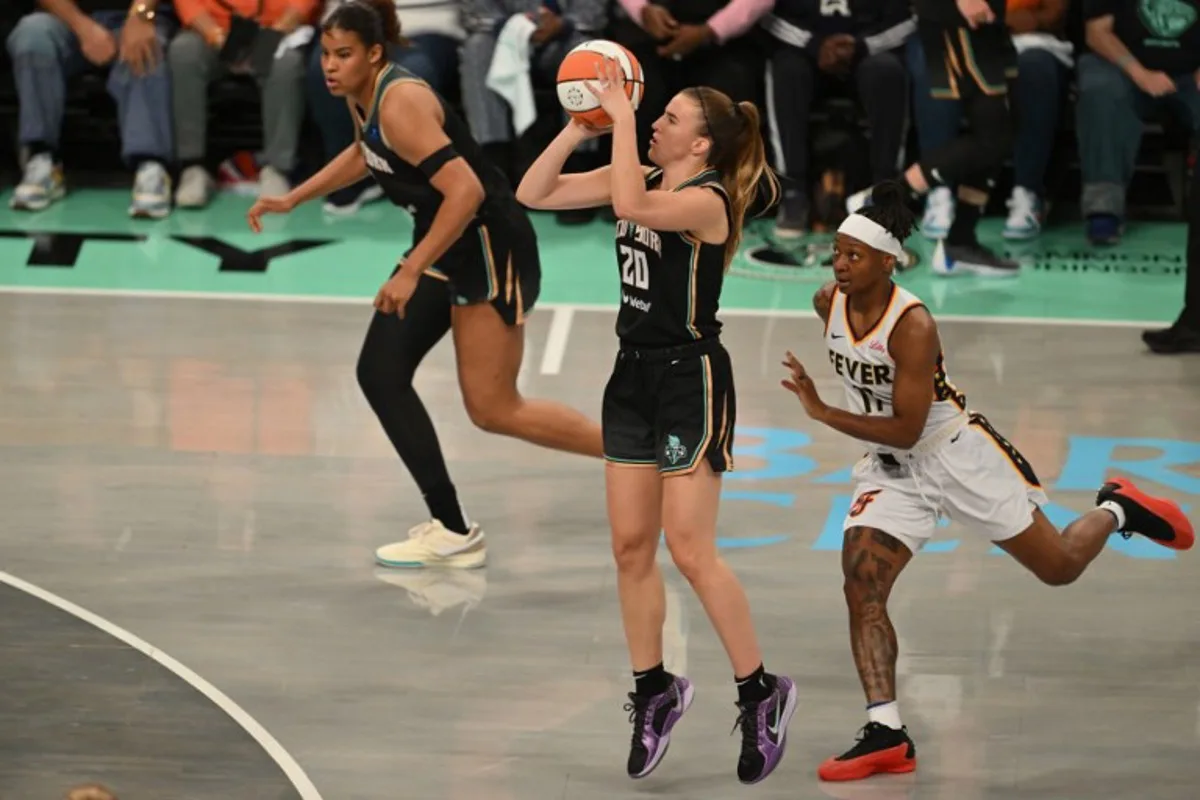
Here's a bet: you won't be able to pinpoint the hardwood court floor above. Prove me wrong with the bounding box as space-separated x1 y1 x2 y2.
0 292 1198 800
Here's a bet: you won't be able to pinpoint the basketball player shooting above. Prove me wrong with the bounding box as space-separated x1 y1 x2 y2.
780 181 1195 782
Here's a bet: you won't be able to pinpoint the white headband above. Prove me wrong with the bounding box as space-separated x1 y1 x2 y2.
837 214 904 258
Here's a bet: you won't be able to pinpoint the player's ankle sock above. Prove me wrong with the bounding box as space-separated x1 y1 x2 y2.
867 700 903 730
1098 499 1127 531
947 201 982 246
735 664 775 704
633 662 672 697
423 483 470 534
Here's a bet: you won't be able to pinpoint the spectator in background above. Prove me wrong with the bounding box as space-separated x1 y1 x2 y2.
909 0 1071 241
760 0 914 238
609 0 773 165
6 0 175 217
168 0 319 208
305 0 463 215
459 0 607 200
1143 154 1200 353
1078 0 1200 245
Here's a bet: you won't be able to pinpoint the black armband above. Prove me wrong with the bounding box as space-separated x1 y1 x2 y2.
417 144 461 178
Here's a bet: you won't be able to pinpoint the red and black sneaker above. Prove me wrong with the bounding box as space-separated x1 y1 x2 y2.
1097 477 1195 551
818 722 916 782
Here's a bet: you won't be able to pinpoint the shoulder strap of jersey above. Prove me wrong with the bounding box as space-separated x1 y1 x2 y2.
644 167 664 189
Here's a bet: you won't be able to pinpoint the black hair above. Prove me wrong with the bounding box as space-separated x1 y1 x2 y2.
322 0 403 49
856 179 917 244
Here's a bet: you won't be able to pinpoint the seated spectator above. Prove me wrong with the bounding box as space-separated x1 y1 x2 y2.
1143 154 1199 353
168 0 318 208
760 0 914 238
609 0 772 165
6 0 175 217
908 0 1071 241
460 1 605 172
306 0 463 214
1078 0 1200 245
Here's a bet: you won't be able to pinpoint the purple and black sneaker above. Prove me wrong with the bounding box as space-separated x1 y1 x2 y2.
623 675 694 779
732 674 798 784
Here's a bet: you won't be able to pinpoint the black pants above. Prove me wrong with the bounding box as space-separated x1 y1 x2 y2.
610 18 763 163
1184 155 1200 324
766 46 909 194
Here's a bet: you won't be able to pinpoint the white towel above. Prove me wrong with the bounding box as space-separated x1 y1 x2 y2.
485 14 539 137
1011 32 1075 69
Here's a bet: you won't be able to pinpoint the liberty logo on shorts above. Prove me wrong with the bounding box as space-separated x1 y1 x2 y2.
664 435 688 465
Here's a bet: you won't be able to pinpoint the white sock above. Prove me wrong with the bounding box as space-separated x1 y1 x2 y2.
867 700 902 730
1099 500 1126 531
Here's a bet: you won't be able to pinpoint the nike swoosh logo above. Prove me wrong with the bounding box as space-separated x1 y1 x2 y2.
766 701 783 737
830 334 844 339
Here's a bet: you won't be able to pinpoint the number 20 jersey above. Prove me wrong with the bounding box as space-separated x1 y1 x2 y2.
613 168 728 348
825 282 967 456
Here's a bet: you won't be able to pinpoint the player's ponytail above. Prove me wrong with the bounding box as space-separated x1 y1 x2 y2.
691 88 780 270
323 0 407 50
857 179 917 243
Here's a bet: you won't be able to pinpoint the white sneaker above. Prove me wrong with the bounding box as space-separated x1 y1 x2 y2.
258 165 290 198
10 152 65 211
129 161 172 219
921 187 955 239
175 165 215 209
375 519 487 569
1002 186 1043 240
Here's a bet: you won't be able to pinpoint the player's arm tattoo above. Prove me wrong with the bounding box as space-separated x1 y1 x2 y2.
842 525 911 703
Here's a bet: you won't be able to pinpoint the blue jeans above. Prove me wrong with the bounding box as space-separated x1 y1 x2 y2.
305 34 457 163
5 10 175 165
1075 52 1200 218
906 36 1066 195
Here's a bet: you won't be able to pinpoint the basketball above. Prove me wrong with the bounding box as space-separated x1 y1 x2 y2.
556 40 644 129
1007 0 1040 9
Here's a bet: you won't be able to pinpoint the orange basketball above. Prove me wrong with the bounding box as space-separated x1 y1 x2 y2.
556 40 644 129
1007 0 1040 10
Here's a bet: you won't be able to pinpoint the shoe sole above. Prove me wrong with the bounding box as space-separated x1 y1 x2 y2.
631 681 695 779
1108 477 1195 550
818 746 917 782
374 552 488 569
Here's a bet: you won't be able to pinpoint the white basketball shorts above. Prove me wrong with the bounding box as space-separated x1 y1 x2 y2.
842 414 1050 554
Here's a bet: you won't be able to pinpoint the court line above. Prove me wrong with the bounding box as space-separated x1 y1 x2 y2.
0 569 325 800
539 306 574 375
0 284 1164 328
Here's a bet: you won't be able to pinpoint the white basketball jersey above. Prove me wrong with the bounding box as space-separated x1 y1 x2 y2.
824 283 967 455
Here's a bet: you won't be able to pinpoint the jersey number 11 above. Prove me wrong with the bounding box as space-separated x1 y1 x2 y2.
619 245 650 291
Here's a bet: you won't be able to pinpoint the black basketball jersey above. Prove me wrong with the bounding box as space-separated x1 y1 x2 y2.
352 62 518 237
614 168 729 348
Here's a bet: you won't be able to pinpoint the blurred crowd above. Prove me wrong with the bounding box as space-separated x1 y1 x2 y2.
0 0 1196 246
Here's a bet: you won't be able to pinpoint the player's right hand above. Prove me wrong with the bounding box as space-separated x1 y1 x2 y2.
246 194 296 232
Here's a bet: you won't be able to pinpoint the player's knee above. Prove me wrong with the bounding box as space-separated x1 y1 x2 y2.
662 533 716 583
356 354 409 405
464 396 517 434
611 529 658 575
1034 560 1080 587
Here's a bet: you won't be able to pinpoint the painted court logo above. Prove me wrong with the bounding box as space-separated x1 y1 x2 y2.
664 435 688 465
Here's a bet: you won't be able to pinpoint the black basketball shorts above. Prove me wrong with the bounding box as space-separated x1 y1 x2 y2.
918 18 1017 100
417 209 541 327
602 338 736 475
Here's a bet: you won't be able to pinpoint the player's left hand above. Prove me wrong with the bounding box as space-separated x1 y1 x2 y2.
781 351 827 419
375 267 420 317
584 57 632 118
